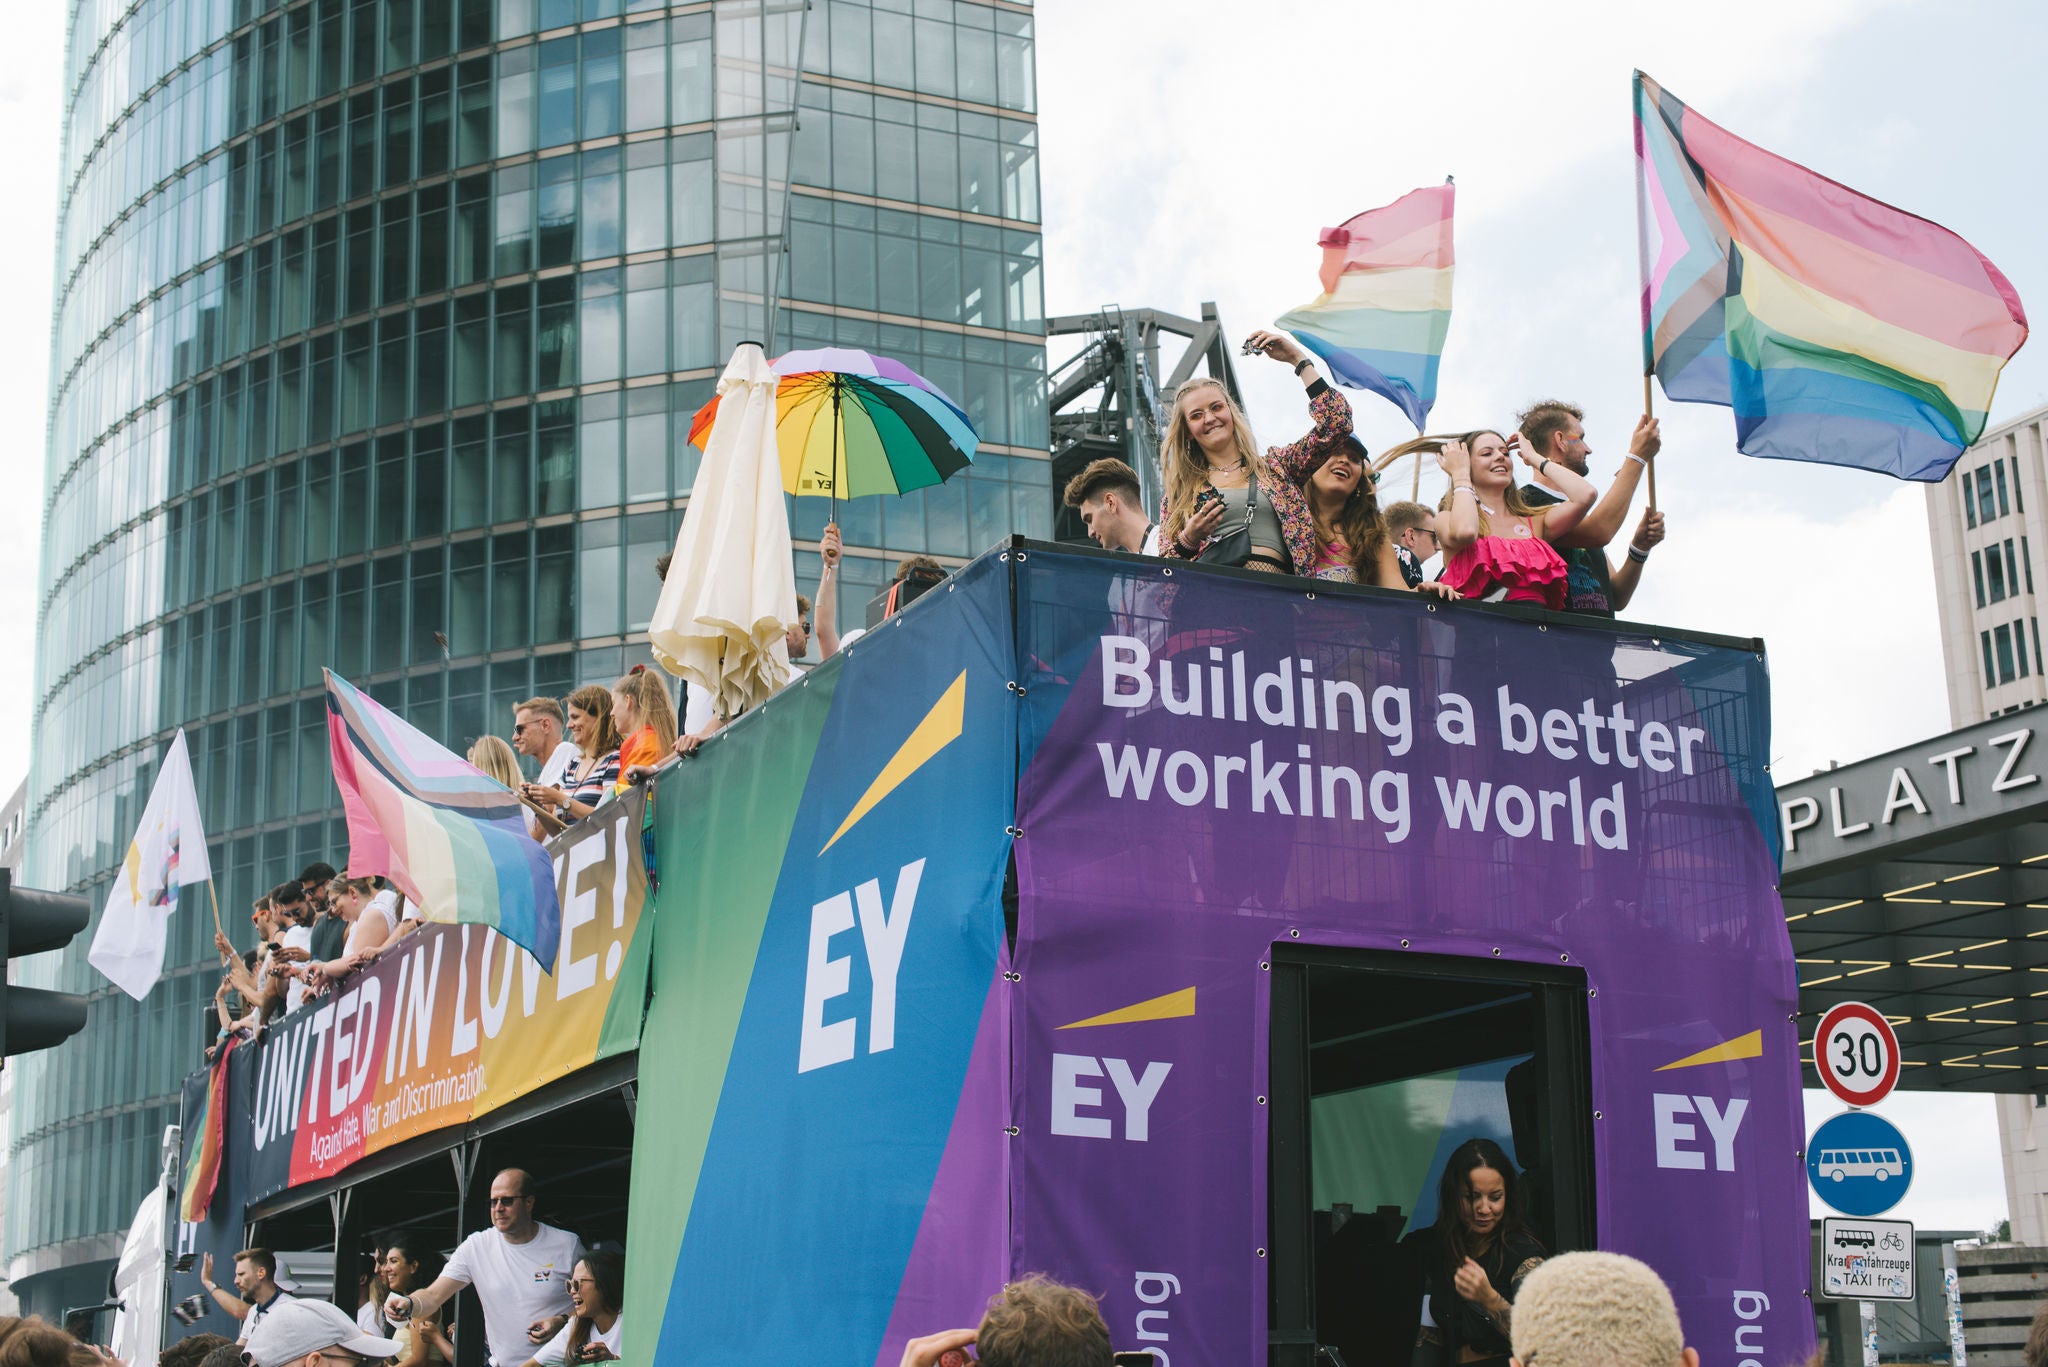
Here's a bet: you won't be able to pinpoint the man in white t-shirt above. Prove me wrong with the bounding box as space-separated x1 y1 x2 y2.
513 698 581 788
387 1168 583 1367
199 1247 297 1344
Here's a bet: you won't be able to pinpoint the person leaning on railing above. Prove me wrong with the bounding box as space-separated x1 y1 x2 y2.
524 683 624 824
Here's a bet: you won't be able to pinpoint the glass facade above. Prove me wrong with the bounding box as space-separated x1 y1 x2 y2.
11 0 1041 1303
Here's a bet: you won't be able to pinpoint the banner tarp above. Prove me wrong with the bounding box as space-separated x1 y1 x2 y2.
1008 553 1807 1367
626 552 1015 1367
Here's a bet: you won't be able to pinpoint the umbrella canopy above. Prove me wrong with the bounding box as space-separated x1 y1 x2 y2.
687 347 978 510
649 343 798 721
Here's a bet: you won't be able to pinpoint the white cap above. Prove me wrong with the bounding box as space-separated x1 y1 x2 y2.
244 1300 402 1367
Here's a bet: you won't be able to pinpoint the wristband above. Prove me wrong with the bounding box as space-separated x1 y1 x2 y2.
1538 458 1551 475
1452 485 1475 497
1627 544 1651 563
1293 357 1313 375
1623 452 1648 467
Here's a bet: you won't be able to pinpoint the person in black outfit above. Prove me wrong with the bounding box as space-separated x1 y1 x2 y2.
1412 1138 1546 1367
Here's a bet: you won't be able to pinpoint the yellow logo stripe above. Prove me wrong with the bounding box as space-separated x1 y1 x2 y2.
820 671 968 854
1058 986 1197 1030
1655 1029 1764 1072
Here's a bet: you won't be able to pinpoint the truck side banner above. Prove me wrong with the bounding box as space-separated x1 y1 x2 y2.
241 792 652 1201
1009 555 1810 1367
625 553 1016 1367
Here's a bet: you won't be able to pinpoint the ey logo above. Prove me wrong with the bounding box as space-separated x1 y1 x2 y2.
799 674 963 1076
1652 1029 1759 1171
1049 987 1194 1143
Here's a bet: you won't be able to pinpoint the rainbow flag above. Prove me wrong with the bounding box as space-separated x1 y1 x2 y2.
1275 184 1455 430
1635 71 2028 481
325 671 562 968
179 1037 235 1222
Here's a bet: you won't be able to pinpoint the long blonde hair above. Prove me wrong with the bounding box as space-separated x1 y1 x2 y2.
467 734 524 789
614 665 679 752
1159 378 1270 533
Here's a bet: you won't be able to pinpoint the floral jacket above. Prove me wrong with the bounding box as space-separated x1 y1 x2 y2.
1157 380 1357 573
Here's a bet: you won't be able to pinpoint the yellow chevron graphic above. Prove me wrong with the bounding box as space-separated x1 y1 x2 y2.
1655 1029 1763 1072
819 671 967 854
1058 986 1197 1030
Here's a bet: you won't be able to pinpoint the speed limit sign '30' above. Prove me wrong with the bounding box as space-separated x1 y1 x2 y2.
1815 1001 1901 1108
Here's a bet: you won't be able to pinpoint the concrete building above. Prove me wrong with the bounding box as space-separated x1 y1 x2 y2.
11 0 1043 1324
1927 400 2048 726
1926 400 2048 1244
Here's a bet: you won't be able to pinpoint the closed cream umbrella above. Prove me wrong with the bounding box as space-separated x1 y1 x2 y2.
649 341 797 722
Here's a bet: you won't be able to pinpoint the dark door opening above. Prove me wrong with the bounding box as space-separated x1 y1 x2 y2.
1269 949 1595 1367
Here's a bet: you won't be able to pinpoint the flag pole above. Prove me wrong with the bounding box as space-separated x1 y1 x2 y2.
1643 372 1658 509
830 377 843 528
1632 72 1657 511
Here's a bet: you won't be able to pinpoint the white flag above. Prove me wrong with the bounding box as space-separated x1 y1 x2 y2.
88 729 212 999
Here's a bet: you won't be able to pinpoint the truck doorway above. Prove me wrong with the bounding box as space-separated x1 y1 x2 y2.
1269 949 1595 1367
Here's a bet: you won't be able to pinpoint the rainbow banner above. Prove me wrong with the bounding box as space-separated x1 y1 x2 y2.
325 670 562 968
178 1037 235 1222
1275 184 1455 430
1635 71 2028 481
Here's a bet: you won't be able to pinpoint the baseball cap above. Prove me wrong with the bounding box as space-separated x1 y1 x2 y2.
244 1300 401 1366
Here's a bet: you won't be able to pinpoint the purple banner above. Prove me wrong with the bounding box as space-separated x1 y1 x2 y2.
1010 554 1808 1367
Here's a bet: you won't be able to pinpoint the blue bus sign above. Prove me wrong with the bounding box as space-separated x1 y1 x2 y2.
1809 1111 1913 1217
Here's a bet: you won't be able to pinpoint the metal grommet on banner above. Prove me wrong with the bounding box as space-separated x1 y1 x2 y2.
1400 938 1410 948
1004 1126 1020 1136
1559 953 1569 963
1288 928 1300 938
1305 592 1316 601
1538 623 1548 632
1006 825 1023 837
1256 1095 1266 1106
1162 567 1173 576
999 551 1010 562
1007 681 1026 695
1003 971 1021 982
1491 947 1501 957
1259 960 1270 971
1256 1248 1267 1259
1016 551 1028 562
1589 987 1598 998
1593 1110 1603 1120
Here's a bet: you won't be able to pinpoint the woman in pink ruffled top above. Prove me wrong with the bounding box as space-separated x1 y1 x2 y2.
1433 430 1596 609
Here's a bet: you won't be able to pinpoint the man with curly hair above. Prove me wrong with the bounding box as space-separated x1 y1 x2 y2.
898 1276 1113 1367
1508 1251 1699 1367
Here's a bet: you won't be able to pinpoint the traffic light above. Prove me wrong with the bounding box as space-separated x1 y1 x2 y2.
0 870 91 1060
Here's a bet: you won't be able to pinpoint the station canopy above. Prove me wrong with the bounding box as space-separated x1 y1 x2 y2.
1781 709 2048 1089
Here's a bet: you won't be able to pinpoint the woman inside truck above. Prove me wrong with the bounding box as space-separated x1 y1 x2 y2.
1412 1137 1547 1367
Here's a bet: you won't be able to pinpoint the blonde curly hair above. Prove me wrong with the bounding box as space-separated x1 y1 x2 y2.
1510 1252 1688 1367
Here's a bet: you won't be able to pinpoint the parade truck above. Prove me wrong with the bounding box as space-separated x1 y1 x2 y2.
172 543 1811 1367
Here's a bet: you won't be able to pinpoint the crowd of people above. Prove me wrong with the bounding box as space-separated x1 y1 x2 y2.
1062 329 1667 615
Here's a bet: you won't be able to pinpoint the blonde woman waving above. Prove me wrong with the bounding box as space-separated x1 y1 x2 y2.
1158 330 1357 574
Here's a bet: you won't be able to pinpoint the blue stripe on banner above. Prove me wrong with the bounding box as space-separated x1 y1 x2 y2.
1728 356 1965 482
1287 330 1441 431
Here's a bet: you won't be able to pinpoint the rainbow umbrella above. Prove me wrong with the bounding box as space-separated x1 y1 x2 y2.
688 347 979 520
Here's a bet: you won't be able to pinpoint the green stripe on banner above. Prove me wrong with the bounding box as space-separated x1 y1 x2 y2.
623 665 843 1336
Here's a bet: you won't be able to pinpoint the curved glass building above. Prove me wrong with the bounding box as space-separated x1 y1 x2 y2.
10 0 1043 1316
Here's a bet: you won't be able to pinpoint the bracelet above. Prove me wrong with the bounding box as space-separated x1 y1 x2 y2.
1293 357 1314 375
1538 458 1551 475
1452 485 1475 497
1624 452 1648 467
1628 543 1651 563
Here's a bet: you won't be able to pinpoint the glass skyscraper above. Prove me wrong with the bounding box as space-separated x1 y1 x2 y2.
11 0 1042 1316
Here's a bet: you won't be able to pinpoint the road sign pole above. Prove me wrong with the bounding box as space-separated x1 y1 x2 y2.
1944 1243 1968 1367
1861 1299 1878 1367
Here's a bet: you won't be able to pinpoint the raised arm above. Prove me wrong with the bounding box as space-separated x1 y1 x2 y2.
1605 507 1665 612
1251 330 1355 482
1521 440 1596 543
1555 416 1658 549
1435 441 1480 558
815 523 842 661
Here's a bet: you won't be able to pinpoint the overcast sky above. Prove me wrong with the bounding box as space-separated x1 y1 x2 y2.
3 1 2041 1231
